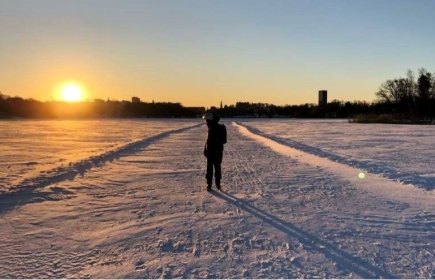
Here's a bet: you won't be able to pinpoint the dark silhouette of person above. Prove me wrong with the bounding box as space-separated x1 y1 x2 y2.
203 112 226 191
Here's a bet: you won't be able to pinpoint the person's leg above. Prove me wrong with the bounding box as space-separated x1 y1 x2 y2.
214 152 223 189
206 156 213 190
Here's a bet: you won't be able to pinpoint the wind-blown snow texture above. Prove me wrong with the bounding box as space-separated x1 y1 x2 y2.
1 119 435 278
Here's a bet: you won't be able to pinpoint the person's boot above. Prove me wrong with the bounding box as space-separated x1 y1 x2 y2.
215 180 221 191
206 182 212 191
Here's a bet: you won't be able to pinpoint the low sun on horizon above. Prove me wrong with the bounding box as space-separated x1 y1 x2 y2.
61 83 84 102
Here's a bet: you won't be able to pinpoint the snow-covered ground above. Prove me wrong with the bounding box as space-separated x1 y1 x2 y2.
240 119 435 190
1 119 435 278
0 119 198 194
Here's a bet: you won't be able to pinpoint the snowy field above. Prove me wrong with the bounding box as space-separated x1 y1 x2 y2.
1 119 435 278
0 119 198 194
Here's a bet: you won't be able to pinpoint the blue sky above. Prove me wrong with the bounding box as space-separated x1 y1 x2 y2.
1 0 434 107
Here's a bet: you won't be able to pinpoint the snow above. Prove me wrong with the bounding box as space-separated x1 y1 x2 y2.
235 122 435 208
0 119 199 194
1 119 435 278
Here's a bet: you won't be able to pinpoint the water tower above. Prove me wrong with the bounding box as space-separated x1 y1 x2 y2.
318 90 327 107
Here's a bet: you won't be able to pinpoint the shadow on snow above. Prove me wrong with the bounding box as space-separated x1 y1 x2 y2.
212 190 396 279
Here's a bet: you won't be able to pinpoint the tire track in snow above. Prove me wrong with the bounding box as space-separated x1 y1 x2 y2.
4 121 433 278
230 147 265 197
0 123 203 214
214 125 392 278
1 125 210 278
224 133 268 199
227 122 435 277
78 122 435 278
234 122 435 208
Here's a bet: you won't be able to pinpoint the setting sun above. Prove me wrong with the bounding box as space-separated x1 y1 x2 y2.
61 84 83 102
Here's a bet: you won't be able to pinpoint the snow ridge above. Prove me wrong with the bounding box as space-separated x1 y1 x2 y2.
236 122 435 191
234 121 435 208
1 123 203 198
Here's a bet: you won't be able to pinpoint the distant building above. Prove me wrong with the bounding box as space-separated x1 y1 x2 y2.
318 90 327 107
132 96 140 103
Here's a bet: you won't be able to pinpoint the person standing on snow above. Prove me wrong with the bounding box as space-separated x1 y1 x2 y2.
203 112 227 191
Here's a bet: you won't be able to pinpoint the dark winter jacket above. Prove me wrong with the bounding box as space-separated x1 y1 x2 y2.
204 121 224 156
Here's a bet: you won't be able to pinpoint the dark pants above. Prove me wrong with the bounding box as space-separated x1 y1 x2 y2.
206 151 223 186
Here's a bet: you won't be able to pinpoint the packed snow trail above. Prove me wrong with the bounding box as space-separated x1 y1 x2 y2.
1 122 435 278
234 122 435 208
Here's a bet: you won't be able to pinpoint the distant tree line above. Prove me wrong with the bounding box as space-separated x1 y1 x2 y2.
0 94 421 120
212 100 373 118
0 96 205 118
1 68 434 120
0 94 373 119
373 68 435 120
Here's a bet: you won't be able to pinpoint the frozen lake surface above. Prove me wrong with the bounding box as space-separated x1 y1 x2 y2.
0 119 199 193
1 118 435 278
240 119 435 190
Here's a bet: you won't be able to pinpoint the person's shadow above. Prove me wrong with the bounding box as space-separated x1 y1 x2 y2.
212 190 396 279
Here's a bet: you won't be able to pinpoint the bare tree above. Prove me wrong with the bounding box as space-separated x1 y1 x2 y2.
375 79 408 104
375 69 418 117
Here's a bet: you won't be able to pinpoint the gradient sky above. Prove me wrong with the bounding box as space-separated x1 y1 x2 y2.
1 0 435 107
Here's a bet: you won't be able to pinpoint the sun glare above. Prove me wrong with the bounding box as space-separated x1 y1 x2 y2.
61 84 83 102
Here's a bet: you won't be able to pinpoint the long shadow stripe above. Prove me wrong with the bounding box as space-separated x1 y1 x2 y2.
212 191 396 279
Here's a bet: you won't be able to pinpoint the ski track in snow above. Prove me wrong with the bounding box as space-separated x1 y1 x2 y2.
1 121 435 278
0 123 202 201
234 122 435 208
237 122 435 191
